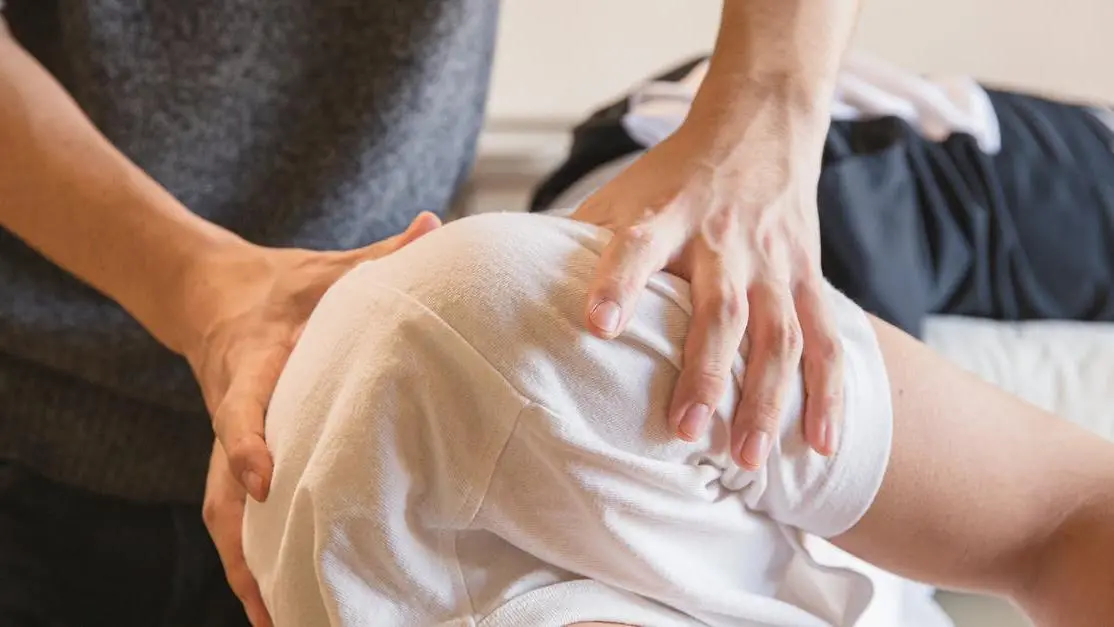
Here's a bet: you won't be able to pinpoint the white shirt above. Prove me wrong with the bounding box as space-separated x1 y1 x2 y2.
624 54 1000 155
244 213 895 626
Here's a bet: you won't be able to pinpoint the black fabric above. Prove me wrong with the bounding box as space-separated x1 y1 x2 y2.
530 62 1114 336
0 462 248 627
819 90 1114 333
530 57 704 212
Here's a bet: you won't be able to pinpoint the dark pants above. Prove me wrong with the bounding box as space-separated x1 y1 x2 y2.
0 462 249 627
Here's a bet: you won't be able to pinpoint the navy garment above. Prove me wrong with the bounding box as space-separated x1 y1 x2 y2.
531 71 1114 336
0 462 247 627
819 90 1114 333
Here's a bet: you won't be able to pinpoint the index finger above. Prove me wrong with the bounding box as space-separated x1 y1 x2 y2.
585 220 682 339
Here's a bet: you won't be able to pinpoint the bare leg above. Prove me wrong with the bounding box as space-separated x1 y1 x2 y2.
834 317 1114 626
576 316 1114 627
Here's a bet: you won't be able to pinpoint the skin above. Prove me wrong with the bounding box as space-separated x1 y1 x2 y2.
837 318 1114 626
578 317 1114 626
575 0 861 470
9 7 1110 623
0 0 859 623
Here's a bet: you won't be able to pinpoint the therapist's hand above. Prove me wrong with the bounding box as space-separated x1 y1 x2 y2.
187 212 441 503
572 104 841 471
194 212 440 625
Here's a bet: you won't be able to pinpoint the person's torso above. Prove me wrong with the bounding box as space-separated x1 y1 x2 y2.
0 0 498 415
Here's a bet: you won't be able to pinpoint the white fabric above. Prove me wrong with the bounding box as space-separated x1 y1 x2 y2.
623 54 1000 154
244 213 897 627
1088 107 1114 151
923 316 1114 441
548 152 1114 626
548 165 1114 446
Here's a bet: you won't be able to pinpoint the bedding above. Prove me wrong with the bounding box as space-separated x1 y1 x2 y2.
924 316 1114 439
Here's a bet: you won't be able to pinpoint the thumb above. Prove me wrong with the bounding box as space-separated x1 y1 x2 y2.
586 222 680 339
351 212 443 262
381 212 442 253
337 212 443 266
399 211 442 242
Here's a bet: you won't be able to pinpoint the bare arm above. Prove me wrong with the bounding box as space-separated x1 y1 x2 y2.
576 0 863 471
0 21 253 354
835 317 1114 625
691 0 860 137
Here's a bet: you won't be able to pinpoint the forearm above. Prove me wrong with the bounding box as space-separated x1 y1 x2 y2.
0 25 251 353
834 317 1114 623
687 0 860 147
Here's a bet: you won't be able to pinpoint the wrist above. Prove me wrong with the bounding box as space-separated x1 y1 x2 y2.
676 78 830 188
697 0 855 140
686 69 831 146
151 230 264 358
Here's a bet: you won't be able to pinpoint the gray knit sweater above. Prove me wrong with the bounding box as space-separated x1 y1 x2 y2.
0 0 498 503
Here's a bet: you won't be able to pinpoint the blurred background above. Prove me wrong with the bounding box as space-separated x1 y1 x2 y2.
463 0 1114 213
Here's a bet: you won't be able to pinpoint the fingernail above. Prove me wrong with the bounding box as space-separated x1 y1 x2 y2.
589 300 622 335
738 431 771 470
242 470 264 500
677 403 711 441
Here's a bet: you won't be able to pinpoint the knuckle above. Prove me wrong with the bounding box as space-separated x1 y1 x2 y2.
797 259 823 282
202 499 220 529
686 367 731 404
212 397 246 436
224 438 251 464
616 224 660 255
809 383 844 413
723 292 748 327
751 399 784 429
765 319 803 357
810 334 842 365
703 209 734 241
822 389 845 414
615 274 646 298
759 230 781 256
703 288 747 329
222 440 261 476
748 279 782 309
595 275 639 303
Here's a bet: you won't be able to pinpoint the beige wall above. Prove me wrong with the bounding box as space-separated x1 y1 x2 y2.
487 0 1114 126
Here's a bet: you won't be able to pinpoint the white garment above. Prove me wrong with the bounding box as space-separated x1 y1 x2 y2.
623 54 1001 154
1088 107 1114 151
243 213 894 626
548 191 953 627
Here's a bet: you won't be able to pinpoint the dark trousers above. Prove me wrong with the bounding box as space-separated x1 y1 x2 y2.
0 462 249 627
